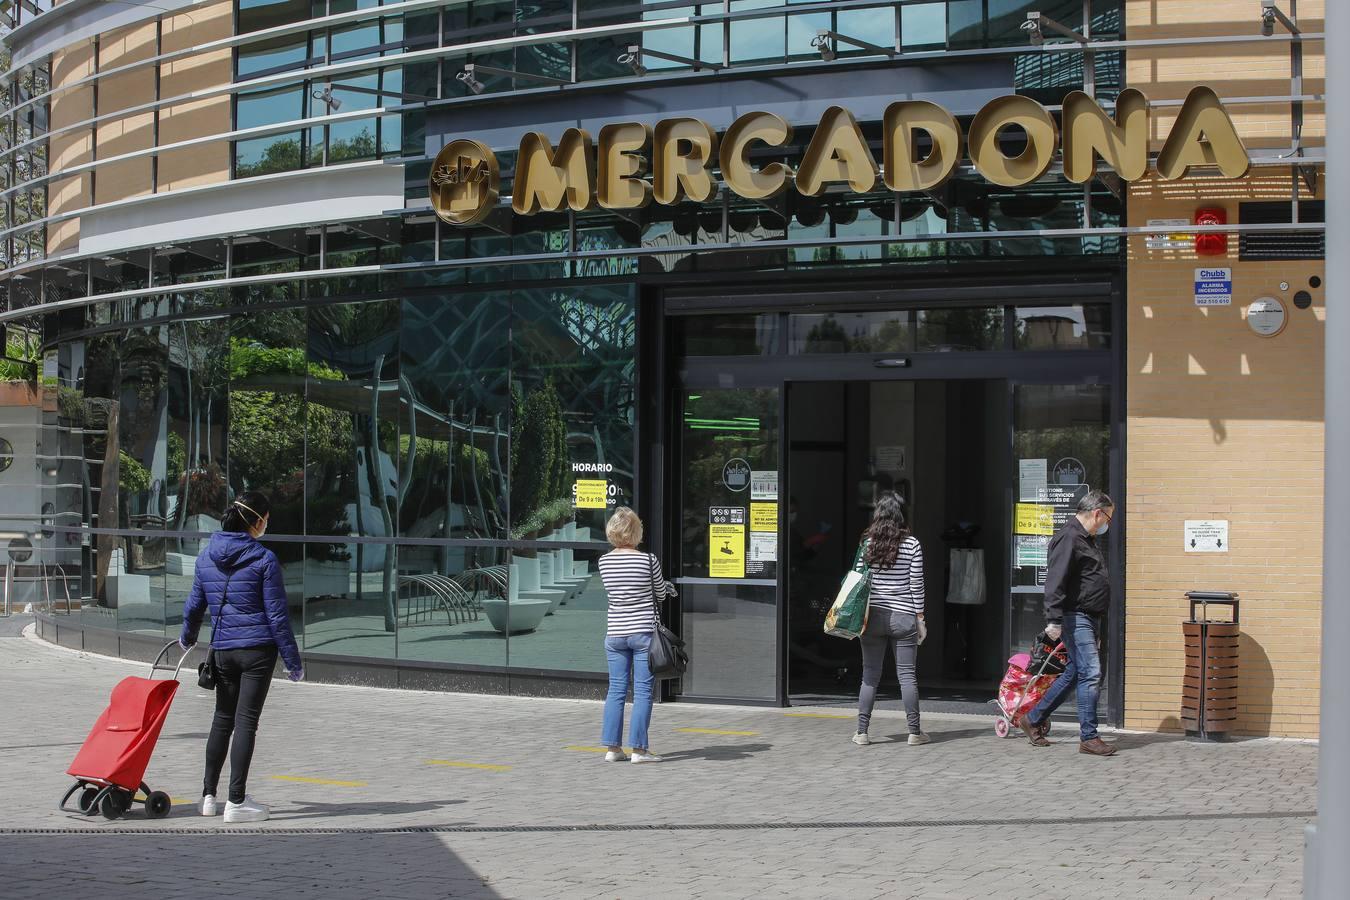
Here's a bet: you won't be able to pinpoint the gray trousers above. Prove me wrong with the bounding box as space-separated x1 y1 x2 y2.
856 609 922 734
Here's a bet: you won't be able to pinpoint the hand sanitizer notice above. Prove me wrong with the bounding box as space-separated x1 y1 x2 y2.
1194 268 1232 306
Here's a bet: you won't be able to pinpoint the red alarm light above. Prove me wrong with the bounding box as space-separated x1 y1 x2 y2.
1194 207 1227 256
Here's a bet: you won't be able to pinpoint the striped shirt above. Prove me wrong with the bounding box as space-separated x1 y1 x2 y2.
865 536 926 616
598 550 663 637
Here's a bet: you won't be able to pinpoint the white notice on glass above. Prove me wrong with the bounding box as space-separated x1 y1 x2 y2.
1019 459 1048 501
1015 535 1050 568
876 445 907 473
750 471 778 501
749 531 777 562
1184 520 1229 552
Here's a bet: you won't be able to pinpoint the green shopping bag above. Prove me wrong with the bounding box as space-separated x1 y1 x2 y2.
823 539 871 639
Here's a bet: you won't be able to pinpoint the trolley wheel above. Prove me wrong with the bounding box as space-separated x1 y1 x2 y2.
994 718 1010 739
78 787 100 813
99 792 124 820
145 791 172 819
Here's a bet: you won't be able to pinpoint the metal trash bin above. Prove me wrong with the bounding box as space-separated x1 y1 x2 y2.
1182 591 1240 740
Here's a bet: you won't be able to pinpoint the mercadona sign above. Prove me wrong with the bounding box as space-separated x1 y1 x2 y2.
429 86 1249 227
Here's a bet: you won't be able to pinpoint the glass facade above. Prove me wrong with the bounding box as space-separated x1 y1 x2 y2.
3 0 1129 698
39 279 635 682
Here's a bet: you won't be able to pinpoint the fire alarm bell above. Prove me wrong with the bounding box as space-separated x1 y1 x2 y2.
1194 207 1227 256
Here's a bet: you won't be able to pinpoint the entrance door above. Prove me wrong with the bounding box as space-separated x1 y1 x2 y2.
785 379 1009 703
673 387 782 703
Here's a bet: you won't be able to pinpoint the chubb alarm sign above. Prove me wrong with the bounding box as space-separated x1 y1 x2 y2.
430 86 1249 226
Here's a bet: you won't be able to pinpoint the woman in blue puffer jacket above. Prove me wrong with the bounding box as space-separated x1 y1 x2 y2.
179 491 303 824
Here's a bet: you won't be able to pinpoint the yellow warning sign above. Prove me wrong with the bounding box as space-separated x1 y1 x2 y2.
709 524 745 578
1014 503 1055 536
574 479 608 510
750 502 777 533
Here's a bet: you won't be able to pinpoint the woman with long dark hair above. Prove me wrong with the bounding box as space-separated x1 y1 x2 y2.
179 491 303 823
852 491 929 746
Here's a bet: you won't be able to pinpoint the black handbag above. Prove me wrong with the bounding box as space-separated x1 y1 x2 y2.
649 621 688 680
646 553 688 679
197 647 217 690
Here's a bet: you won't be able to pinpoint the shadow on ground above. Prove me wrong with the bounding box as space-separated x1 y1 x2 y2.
0 833 500 899
661 743 773 763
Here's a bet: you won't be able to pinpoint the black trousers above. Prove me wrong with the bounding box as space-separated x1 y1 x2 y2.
203 645 278 804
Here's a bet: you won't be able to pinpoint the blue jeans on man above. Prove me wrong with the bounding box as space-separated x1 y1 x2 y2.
1028 612 1102 741
601 633 654 749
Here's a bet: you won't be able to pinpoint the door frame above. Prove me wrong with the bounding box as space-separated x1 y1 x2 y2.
650 273 1126 721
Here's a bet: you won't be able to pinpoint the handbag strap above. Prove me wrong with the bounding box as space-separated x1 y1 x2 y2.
208 571 233 650
648 552 663 627
852 537 871 574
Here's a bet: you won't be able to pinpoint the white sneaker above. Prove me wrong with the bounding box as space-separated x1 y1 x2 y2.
222 795 270 823
604 750 629 762
851 732 871 746
908 732 931 746
630 751 663 764
200 794 218 816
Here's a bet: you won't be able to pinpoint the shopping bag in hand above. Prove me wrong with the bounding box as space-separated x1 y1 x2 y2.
824 540 871 640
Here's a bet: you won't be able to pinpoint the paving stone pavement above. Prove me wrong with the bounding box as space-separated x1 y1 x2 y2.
0 619 1317 899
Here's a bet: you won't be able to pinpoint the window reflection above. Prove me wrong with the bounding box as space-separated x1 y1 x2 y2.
1015 305 1111 350
401 294 509 539
511 287 637 539
305 301 401 540
165 319 231 634
678 314 780 356
303 540 393 656
227 307 308 573
396 544 508 666
916 307 1004 351
789 310 913 354
505 546 606 672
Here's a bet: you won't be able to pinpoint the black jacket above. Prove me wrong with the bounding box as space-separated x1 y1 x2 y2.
1043 517 1110 623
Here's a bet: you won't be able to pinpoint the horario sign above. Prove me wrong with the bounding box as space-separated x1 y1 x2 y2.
429 86 1248 226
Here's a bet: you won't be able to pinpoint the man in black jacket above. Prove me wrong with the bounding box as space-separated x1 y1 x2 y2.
1019 490 1116 756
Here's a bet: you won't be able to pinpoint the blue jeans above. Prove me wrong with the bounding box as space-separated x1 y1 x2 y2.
1028 612 1103 741
601 633 654 750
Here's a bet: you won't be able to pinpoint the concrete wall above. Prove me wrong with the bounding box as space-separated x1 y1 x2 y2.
1125 2 1326 737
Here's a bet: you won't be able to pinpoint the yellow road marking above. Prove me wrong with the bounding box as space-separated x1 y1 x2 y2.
426 760 512 772
269 775 368 787
564 745 630 754
675 727 759 736
783 712 853 720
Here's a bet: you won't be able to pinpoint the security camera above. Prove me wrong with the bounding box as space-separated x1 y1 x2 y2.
811 31 836 62
456 68 486 95
618 47 647 77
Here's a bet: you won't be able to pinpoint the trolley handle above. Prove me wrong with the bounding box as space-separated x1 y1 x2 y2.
148 641 195 682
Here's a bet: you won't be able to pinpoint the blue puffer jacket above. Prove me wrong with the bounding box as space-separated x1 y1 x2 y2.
180 531 303 673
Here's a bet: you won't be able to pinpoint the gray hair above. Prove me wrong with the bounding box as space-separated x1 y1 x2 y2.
1077 489 1114 513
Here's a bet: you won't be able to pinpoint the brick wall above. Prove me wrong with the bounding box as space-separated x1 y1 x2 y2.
1125 2 1325 737
157 0 233 191
43 0 235 249
46 42 94 255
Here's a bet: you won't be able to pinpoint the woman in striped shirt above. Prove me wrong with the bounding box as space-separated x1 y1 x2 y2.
596 507 666 764
853 491 930 746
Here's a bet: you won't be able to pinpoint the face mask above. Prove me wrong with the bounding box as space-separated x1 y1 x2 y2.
1096 520 1110 536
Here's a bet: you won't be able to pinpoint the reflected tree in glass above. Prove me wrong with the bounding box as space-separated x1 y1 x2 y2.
307 301 401 632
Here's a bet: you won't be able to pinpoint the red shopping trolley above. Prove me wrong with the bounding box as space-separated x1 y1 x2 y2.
59 642 191 820
992 632 1069 738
